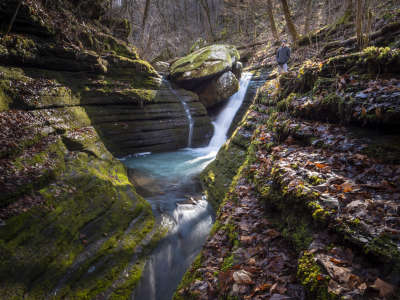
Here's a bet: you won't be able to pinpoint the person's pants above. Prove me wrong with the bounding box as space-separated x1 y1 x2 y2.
278 63 288 73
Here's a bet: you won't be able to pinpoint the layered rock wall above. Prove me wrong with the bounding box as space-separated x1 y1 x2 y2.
0 0 212 298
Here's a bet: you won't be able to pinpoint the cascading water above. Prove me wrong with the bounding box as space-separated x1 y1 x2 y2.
205 72 252 152
165 81 194 148
122 72 253 300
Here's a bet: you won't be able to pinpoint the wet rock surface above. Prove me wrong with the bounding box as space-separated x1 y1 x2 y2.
195 71 239 109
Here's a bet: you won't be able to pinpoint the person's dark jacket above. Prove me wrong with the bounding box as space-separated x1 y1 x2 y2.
276 46 291 65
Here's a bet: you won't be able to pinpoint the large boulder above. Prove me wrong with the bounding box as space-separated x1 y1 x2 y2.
170 44 240 89
196 71 239 108
232 61 243 79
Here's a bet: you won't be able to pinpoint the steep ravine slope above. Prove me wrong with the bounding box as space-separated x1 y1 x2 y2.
174 46 400 299
0 0 212 298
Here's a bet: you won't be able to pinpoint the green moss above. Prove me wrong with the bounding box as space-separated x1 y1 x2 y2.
364 235 400 270
312 77 335 94
189 38 207 53
308 175 325 185
282 222 313 252
0 86 10 111
351 218 361 226
277 92 296 112
173 253 203 300
298 252 337 300
201 139 248 208
0 146 156 299
362 46 393 61
312 208 330 221
171 45 239 80
221 254 235 272
223 221 238 246
120 88 157 103
321 93 342 105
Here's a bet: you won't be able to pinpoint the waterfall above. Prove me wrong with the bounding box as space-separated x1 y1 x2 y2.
127 71 254 300
166 82 194 148
165 72 252 150
199 72 252 153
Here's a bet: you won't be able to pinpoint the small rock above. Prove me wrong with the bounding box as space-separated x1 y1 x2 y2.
232 61 243 79
88 266 96 273
320 194 339 209
355 92 368 99
231 283 240 294
41 126 55 136
191 279 208 292
0 219 5 226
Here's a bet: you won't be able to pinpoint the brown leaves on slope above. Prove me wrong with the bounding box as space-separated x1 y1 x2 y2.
177 175 304 300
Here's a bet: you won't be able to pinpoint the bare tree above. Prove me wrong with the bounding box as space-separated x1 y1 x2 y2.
304 0 313 34
266 0 279 41
356 0 362 47
5 0 24 35
199 0 216 40
279 0 299 43
142 0 151 30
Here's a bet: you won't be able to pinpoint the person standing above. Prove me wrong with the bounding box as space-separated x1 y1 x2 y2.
276 40 291 74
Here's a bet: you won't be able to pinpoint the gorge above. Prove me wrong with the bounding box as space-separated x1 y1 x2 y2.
1 0 400 299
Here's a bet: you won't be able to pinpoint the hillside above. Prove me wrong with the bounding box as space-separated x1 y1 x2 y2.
174 2 400 300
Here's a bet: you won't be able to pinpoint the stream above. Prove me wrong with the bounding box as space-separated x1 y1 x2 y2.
121 72 252 300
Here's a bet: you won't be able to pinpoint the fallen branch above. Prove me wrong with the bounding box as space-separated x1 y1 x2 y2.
237 41 270 50
320 21 400 56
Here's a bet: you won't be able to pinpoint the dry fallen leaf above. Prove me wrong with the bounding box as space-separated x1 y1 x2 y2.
361 106 367 117
315 162 329 169
240 235 253 244
233 270 253 285
253 282 272 292
371 278 395 298
341 182 353 193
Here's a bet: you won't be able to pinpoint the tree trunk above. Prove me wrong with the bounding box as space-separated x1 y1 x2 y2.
356 0 362 48
304 0 313 34
279 0 299 43
5 0 24 35
266 0 279 41
200 0 216 40
346 0 353 12
142 0 151 30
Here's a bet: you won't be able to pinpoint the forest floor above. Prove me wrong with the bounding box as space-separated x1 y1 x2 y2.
174 11 400 300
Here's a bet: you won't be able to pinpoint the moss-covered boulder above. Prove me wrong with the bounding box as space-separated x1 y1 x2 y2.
189 38 207 53
195 71 239 108
170 44 240 89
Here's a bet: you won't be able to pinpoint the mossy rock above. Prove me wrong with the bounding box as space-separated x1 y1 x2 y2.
196 71 239 108
171 44 240 88
297 252 338 300
0 85 10 111
201 123 254 208
189 38 207 53
0 149 156 299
